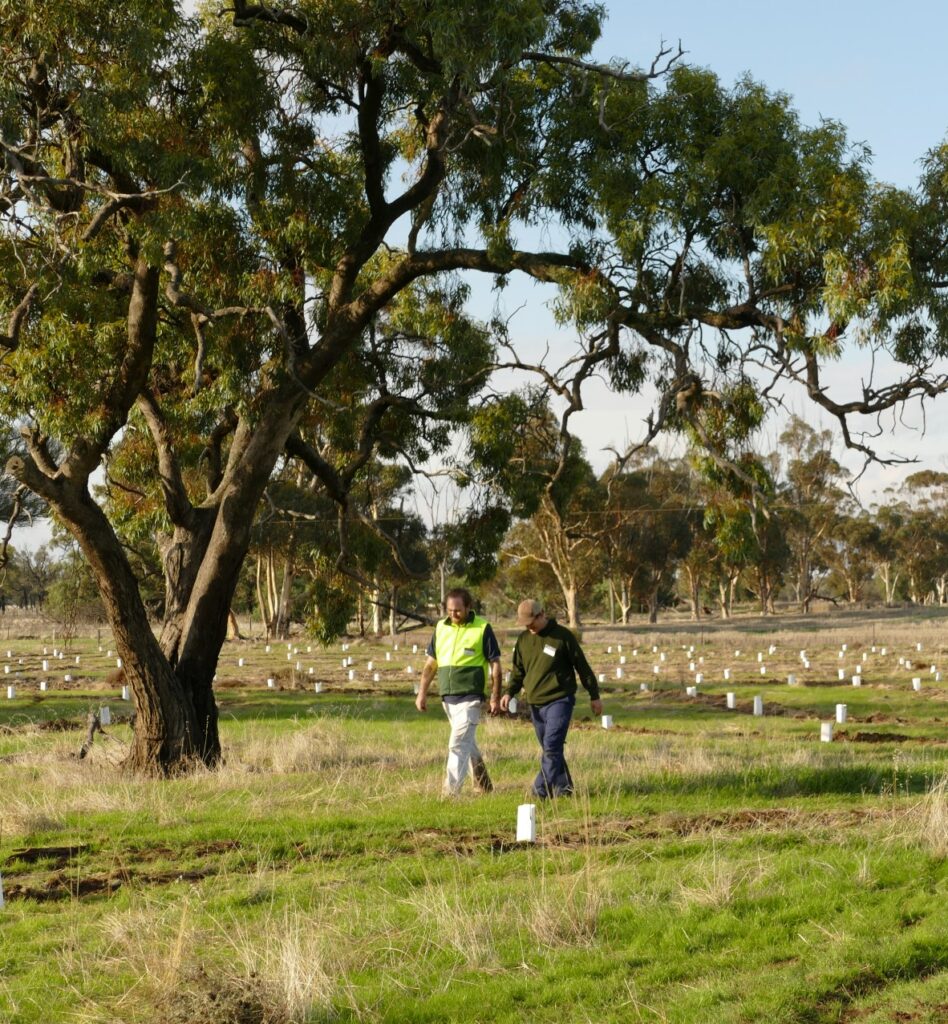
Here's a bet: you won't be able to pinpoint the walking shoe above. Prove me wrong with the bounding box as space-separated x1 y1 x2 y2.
472 758 493 793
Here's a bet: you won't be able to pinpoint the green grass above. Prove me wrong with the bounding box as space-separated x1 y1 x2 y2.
0 618 947 1022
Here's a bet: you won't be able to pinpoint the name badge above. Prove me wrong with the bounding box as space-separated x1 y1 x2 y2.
463 648 476 656
542 644 557 657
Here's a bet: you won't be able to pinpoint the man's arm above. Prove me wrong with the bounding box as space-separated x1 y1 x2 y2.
566 633 603 715
500 639 524 711
482 624 503 714
416 655 437 712
488 659 502 714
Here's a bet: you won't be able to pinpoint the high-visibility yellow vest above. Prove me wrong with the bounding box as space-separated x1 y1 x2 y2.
433 615 489 697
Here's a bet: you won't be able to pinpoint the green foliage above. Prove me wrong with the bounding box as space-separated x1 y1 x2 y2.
467 391 554 518
452 504 512 584
302 562 358 646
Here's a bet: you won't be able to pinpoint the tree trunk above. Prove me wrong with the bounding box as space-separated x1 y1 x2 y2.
685 565 700 622
255 555 270 641
619 579 632 624
879 563 899 606
756 571 773 616
371 581 382 634
647 586 659 624
718 579 730 618
274 556 295 639
719 572 739 618
61 492 200 770
608 579 615 625
564 587 581 628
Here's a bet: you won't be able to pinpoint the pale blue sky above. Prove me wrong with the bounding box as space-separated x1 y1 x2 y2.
544 1 948 495
599 1 948 191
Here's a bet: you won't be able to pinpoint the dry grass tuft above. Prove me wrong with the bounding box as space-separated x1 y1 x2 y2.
216 908 338 1022
519 871 605 948
229 721 401 776
99 896 343 1024
401 882 502 966
903 774 948 857
674 849 764 909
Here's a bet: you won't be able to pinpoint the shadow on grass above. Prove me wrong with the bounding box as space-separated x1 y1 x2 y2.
791 939 948 1023
615 763 933 798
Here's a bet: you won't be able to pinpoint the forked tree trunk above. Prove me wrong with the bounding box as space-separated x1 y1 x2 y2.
878 563 899 606
718 573 738 619
59 494 201 770
619 579 633 624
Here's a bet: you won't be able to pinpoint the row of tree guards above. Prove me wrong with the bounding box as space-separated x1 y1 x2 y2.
0 635 938 687
6 635 937 745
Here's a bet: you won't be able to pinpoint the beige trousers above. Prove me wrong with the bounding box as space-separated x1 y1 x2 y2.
441 698 483 795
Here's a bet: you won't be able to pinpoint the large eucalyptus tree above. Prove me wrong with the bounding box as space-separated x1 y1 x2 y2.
1 0 942 771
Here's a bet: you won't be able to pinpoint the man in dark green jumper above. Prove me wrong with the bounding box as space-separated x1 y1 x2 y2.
416 588 502 796
500 599 602 797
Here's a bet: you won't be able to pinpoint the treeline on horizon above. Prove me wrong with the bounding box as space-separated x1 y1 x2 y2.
7 415 948 637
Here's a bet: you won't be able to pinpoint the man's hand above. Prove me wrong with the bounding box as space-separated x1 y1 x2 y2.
415 692 427 712
499 694 511 712
489 697 501 716
591 699 603 716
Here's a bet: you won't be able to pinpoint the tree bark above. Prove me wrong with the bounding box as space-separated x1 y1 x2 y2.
685 565 700 621
619 579 633 623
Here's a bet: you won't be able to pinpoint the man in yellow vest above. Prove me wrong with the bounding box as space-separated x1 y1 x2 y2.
415 587 502 796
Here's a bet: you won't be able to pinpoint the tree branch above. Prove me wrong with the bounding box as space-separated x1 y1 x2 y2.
519 41 684 83
63 257 160 482
0 283 39 350
137 389 195 528
229 0 308 33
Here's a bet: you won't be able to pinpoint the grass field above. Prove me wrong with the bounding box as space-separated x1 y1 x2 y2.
0 610 946 1023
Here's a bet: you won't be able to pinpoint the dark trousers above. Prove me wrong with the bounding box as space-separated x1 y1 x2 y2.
530 695 575 797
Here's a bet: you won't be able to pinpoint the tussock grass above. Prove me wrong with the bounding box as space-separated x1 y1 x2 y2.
518 869 606 948
901 774 948 857
673 847 767 909
98 896 345 1024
